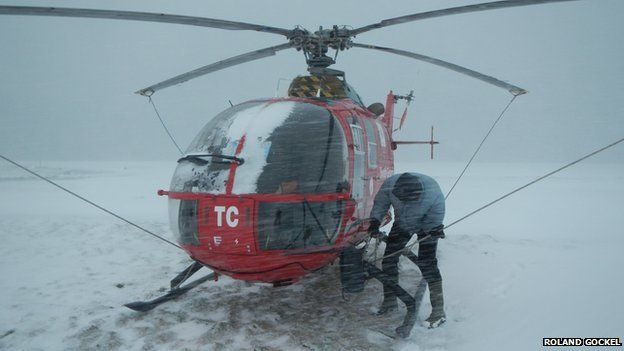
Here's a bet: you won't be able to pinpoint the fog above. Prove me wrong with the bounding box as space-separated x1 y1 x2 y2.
1 0 623 163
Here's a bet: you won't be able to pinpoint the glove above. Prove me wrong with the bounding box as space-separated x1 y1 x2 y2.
367 218 381 238
427 225 445 239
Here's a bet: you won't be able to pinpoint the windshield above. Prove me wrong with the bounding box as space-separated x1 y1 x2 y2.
170 100 348 195
170 101 262 194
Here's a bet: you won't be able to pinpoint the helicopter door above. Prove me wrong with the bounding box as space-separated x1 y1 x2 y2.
349 121 366 214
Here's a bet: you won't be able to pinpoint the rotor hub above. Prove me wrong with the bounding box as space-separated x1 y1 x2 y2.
288 25 353 68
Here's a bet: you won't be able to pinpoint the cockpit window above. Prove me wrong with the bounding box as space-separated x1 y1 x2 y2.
169 101 262 194
254 103 347 194
170 101 348 195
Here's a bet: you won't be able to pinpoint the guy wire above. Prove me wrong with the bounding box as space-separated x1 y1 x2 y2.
445 94 518 200
148 96 184 155
372 136 624 263
0 154 183 251
444 136 624 230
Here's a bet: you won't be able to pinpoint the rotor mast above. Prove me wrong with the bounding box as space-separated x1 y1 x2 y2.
288 25 353 70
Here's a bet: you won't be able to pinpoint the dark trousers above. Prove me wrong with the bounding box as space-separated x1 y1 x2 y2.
382 223 442 288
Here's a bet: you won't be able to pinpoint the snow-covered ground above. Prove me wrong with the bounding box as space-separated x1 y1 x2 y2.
0 160 622 350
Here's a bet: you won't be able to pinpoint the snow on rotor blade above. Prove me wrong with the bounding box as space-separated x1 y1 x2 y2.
352 42 527 96
0 6 292 36
351 0 580 35
136 43 293 96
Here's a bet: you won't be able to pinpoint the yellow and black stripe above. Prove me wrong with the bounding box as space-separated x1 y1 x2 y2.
287 75 348 99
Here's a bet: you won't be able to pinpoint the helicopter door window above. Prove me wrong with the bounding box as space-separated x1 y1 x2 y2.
350 124 364 152
363 119 378 169
349 123 365 203
376 121 387 148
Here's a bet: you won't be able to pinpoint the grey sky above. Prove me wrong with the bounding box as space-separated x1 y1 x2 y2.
0 0 622 163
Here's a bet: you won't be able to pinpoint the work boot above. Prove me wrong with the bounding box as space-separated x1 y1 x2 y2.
423 280 446 328
376 296 398 315
376 283 398 315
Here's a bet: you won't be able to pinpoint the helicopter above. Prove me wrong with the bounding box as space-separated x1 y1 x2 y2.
0 0 582 338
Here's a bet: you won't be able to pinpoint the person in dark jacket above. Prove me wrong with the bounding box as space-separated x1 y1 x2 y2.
368 172 446 328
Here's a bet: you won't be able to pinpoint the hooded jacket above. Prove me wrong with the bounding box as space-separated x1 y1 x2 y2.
370 172 445 233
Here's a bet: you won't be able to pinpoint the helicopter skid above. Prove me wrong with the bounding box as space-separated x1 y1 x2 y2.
124 262 215 312
124 273 216 312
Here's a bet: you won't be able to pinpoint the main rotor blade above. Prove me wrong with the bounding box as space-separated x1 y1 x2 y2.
352 43 526 95
136 43 292 96
351 0 579 35
0 6 292 36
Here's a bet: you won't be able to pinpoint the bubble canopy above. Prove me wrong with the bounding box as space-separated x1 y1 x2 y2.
170 100 348 195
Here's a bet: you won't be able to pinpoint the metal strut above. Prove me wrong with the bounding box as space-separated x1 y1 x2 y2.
170 261 204 289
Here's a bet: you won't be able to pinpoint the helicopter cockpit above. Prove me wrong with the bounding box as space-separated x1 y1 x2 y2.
168 100 349 253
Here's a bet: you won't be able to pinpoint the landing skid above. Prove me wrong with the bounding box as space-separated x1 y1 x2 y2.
124 261 215 312
125 251 427 339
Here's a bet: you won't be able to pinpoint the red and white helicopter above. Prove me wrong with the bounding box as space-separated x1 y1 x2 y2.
0 0 575 337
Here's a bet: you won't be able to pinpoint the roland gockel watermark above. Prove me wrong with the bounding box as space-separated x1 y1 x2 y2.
543 337 623 347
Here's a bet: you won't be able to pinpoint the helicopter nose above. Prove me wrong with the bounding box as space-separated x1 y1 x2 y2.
198 197 256 255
